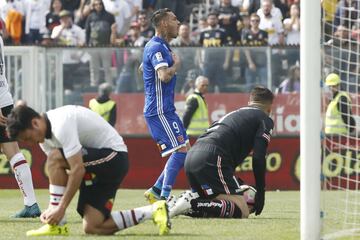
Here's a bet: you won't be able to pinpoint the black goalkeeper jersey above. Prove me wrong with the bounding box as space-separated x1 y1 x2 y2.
196 106 274 167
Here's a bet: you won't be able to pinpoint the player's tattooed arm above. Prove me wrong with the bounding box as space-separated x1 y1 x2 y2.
156 53 180 83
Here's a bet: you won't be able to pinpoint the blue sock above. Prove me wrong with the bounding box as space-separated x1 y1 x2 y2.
161 152 186 199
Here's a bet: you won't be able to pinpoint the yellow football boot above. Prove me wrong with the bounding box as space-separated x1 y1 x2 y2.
26 224 69 236
152 200 171 236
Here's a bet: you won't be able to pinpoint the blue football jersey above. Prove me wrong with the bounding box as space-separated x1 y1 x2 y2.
142 36 176 117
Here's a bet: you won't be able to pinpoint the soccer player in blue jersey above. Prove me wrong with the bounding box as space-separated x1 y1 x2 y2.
142 8 190 202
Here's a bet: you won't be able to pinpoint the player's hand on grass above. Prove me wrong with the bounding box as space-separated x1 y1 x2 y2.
254 189 265 216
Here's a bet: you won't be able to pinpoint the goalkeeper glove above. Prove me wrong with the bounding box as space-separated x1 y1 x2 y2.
254 189 265 216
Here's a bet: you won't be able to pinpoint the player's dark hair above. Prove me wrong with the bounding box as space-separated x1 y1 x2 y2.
250 86 274 105
6 105 41 140
151 8 172 28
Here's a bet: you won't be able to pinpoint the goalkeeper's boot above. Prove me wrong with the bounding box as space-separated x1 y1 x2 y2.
169 190 199 218
26 224 69 236
152 200 171 235
144 188 160 204
166 195 177 210
12 203 41 218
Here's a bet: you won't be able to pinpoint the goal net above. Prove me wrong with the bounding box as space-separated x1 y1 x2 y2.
321 0 360 239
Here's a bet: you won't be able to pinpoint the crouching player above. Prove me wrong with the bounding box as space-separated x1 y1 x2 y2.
170 86 274 219
6 105 170 236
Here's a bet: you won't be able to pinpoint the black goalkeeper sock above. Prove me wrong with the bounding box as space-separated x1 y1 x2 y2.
187 199 242 218
151 186 161 197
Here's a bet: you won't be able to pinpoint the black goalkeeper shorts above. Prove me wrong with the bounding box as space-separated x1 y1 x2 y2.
184 143 243 199
75 148 129 219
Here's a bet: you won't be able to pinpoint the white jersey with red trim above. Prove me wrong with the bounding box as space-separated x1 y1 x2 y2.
0 36 13 108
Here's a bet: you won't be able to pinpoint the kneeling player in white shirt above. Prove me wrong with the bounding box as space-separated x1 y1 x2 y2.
7 105 171 236
0 35 40 218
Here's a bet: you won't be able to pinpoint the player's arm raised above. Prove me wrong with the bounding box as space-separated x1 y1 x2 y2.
156 52 180 83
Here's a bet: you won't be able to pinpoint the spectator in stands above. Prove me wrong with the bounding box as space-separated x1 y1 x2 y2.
351 18 360 43
283 3 300 45
89 82 117 127
242 13 268 90
170 23 196 46
236 0 261 16
46 0 63 36
181 69 200 97
24 0 50 44
51 10 85 46
191 17 208 44
235 13 250 45
0 17 8 39
199 12 230 92
334 0 360 30
258 0 284 45
321 0 338 42
257 0 283 21
103 0 139 37
1 0 26 22
2 0 25 44
138 10 155 42
154 0 188 22
85 0 116 87
62 0 81 12
125 21 146 47
273 0 289 19
276 64 300 93
76 0 92 28
171 23 198 92
182 75 210 136
51 10 85 91
212 0 241 44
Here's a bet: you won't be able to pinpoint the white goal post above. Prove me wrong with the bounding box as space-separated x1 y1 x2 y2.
300 0 321 240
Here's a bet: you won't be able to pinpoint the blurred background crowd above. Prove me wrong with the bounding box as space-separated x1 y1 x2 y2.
0 0 356 99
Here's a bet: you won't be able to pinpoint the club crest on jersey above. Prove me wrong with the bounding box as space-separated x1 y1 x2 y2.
155 52 163 61
177 135 184 143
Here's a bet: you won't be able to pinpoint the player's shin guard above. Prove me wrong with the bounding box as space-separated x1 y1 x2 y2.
187 199 242 218
161 152 186 199
10 152 37 206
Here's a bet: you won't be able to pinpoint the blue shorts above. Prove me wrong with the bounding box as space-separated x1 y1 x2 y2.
145 112 189 157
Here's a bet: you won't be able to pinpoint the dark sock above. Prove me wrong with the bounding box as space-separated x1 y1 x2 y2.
151 186 161 196
187 199 242 218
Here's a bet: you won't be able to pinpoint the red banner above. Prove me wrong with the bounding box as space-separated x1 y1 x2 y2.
83 92 360 136
82 93 302 135
0 136 358 190
0 93 357 190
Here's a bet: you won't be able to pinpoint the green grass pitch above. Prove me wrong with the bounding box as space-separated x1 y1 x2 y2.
0 189 300 239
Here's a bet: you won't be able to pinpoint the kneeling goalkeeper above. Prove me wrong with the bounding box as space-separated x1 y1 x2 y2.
171 86 274 218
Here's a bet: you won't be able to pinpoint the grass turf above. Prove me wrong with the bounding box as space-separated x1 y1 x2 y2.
0 189 299 239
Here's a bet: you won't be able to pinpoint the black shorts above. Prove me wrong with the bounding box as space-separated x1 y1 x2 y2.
184 143 243 199
0 105 13 143
74 148 129 219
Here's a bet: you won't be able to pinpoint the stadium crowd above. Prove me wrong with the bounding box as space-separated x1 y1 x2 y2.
0 0 301 47
1 0 355 96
